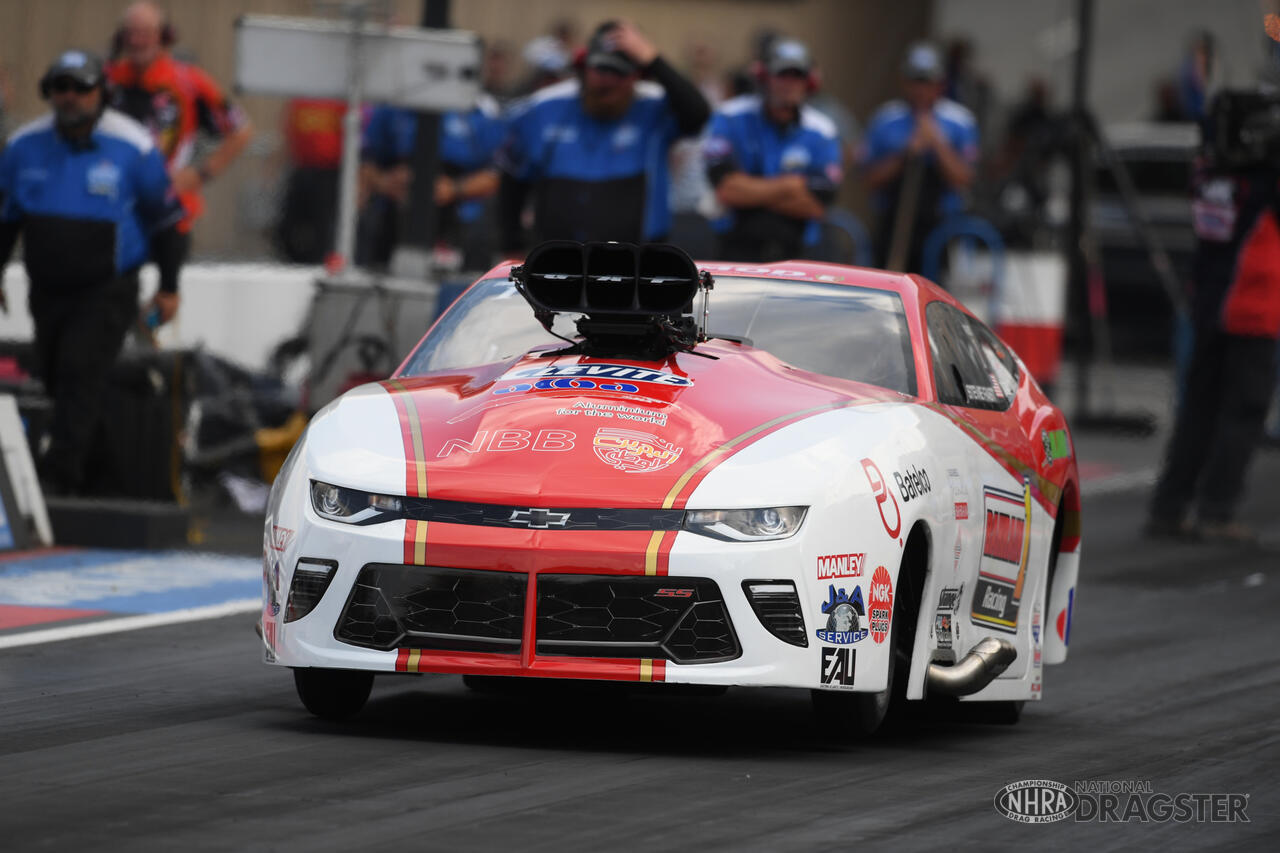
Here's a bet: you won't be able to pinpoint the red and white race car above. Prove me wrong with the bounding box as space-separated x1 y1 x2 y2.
261 241 1081 734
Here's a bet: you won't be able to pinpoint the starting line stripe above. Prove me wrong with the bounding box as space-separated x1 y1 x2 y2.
0 598 260 650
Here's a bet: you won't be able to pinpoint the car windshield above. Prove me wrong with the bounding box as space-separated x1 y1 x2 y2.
401 275 916 396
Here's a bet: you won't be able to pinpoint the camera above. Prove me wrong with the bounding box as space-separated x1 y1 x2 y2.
1204 89 1280 170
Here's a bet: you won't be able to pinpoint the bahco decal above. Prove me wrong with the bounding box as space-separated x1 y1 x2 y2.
861 458 901 539
593 428 683 473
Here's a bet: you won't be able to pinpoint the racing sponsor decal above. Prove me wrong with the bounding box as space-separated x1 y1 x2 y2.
816 584 868 644
1042 428 1072 467
816 552 865 580
970 482 1033 634
820 646 856 688
494 377 641 396
947 467 969 519
869 565 893 644
592 428 683 473
499 363 693 387
938 586 962 611
954 502 969 519
894 465 932 502
1032 602 1043 695
1057 588 1074 645
860 458 901 540
268 525 294 552
965 383 1002 404
555 400 669 427
437 428 576 457
935 612 953 649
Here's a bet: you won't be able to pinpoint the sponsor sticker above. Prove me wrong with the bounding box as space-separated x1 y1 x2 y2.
935 612 953 649
935 585 961 650
816 552 865 580
869 565 893 644
592 427 683 473
970 482 1031 634
1042 428 1072 467
816 584 868 644
500 363 693 387
860 458 901 540
820 646 856 688
556 400 669 427
268 525 294 552
954 501 969 520
994 780 1080 824
894 465 932 502
438 429 576 457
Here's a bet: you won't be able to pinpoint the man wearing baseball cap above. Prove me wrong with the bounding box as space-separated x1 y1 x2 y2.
498 20 710 249
703 37 842 261
859 41 979 272
0 49 183 494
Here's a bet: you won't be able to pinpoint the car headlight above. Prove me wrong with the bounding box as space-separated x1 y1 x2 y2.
310 480 403 524
683 506 807 542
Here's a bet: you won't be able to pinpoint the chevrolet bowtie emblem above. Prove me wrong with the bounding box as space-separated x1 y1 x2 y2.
507 508 571 528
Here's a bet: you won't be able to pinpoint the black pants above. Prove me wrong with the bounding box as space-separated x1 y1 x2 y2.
1149 329 1279 523
29 272 140 493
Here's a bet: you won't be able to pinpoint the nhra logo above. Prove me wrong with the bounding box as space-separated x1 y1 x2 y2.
994 780 1079 824
817 552 865 580
592 428 683 473
894 465 931 502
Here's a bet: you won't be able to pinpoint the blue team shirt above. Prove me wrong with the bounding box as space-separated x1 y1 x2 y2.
859 97 979 216
702 95 842 245
361 98 505 224
0 109 178 276
499 78 684 242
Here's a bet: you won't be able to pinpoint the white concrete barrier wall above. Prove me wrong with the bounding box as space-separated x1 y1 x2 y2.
1 263 319 372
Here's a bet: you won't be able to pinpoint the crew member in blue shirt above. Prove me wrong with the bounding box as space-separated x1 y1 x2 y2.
703 38 842 262
0 50 183 494
498 19 710 250
860 41 979 272
357 96 506 270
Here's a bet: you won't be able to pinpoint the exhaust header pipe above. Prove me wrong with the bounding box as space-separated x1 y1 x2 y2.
927 637 1018 696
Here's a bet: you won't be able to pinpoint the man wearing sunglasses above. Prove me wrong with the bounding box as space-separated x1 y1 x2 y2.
0 50 183 495
703 38 842 262
498 20 710 250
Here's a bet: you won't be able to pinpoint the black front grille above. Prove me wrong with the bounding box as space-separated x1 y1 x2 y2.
536 575 739 664
335 564 526 652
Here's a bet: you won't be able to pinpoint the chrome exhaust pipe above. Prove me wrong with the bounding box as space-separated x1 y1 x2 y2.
926 637 1018 696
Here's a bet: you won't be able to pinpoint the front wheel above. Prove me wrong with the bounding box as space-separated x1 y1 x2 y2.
810 611 906 736
293 668 374 719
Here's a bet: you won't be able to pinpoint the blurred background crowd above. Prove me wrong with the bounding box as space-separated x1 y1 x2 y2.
0 0 1278 545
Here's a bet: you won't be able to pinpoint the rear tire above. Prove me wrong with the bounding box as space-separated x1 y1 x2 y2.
293 668 374 720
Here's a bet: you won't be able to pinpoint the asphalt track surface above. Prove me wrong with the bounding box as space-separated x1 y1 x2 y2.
1 452 1277 851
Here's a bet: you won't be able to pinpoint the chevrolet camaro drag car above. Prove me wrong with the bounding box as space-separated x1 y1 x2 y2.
261 241 1082 734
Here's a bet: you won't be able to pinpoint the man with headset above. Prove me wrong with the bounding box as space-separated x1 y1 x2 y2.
106 0 251 322
0 50 184 495
498 19 710 250
703 37 842 262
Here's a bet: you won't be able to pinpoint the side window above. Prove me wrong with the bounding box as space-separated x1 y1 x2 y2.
925 302 1012 411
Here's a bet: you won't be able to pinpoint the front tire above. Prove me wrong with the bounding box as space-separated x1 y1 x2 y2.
811 609 906 736
293 668 374 719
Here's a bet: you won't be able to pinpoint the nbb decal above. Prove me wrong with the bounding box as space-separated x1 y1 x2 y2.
861 458 900 539
970 482 1032 634
816 552 865 580
592 428 683 473
438 429 575 457
894 465 931 502
869 565 893 644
